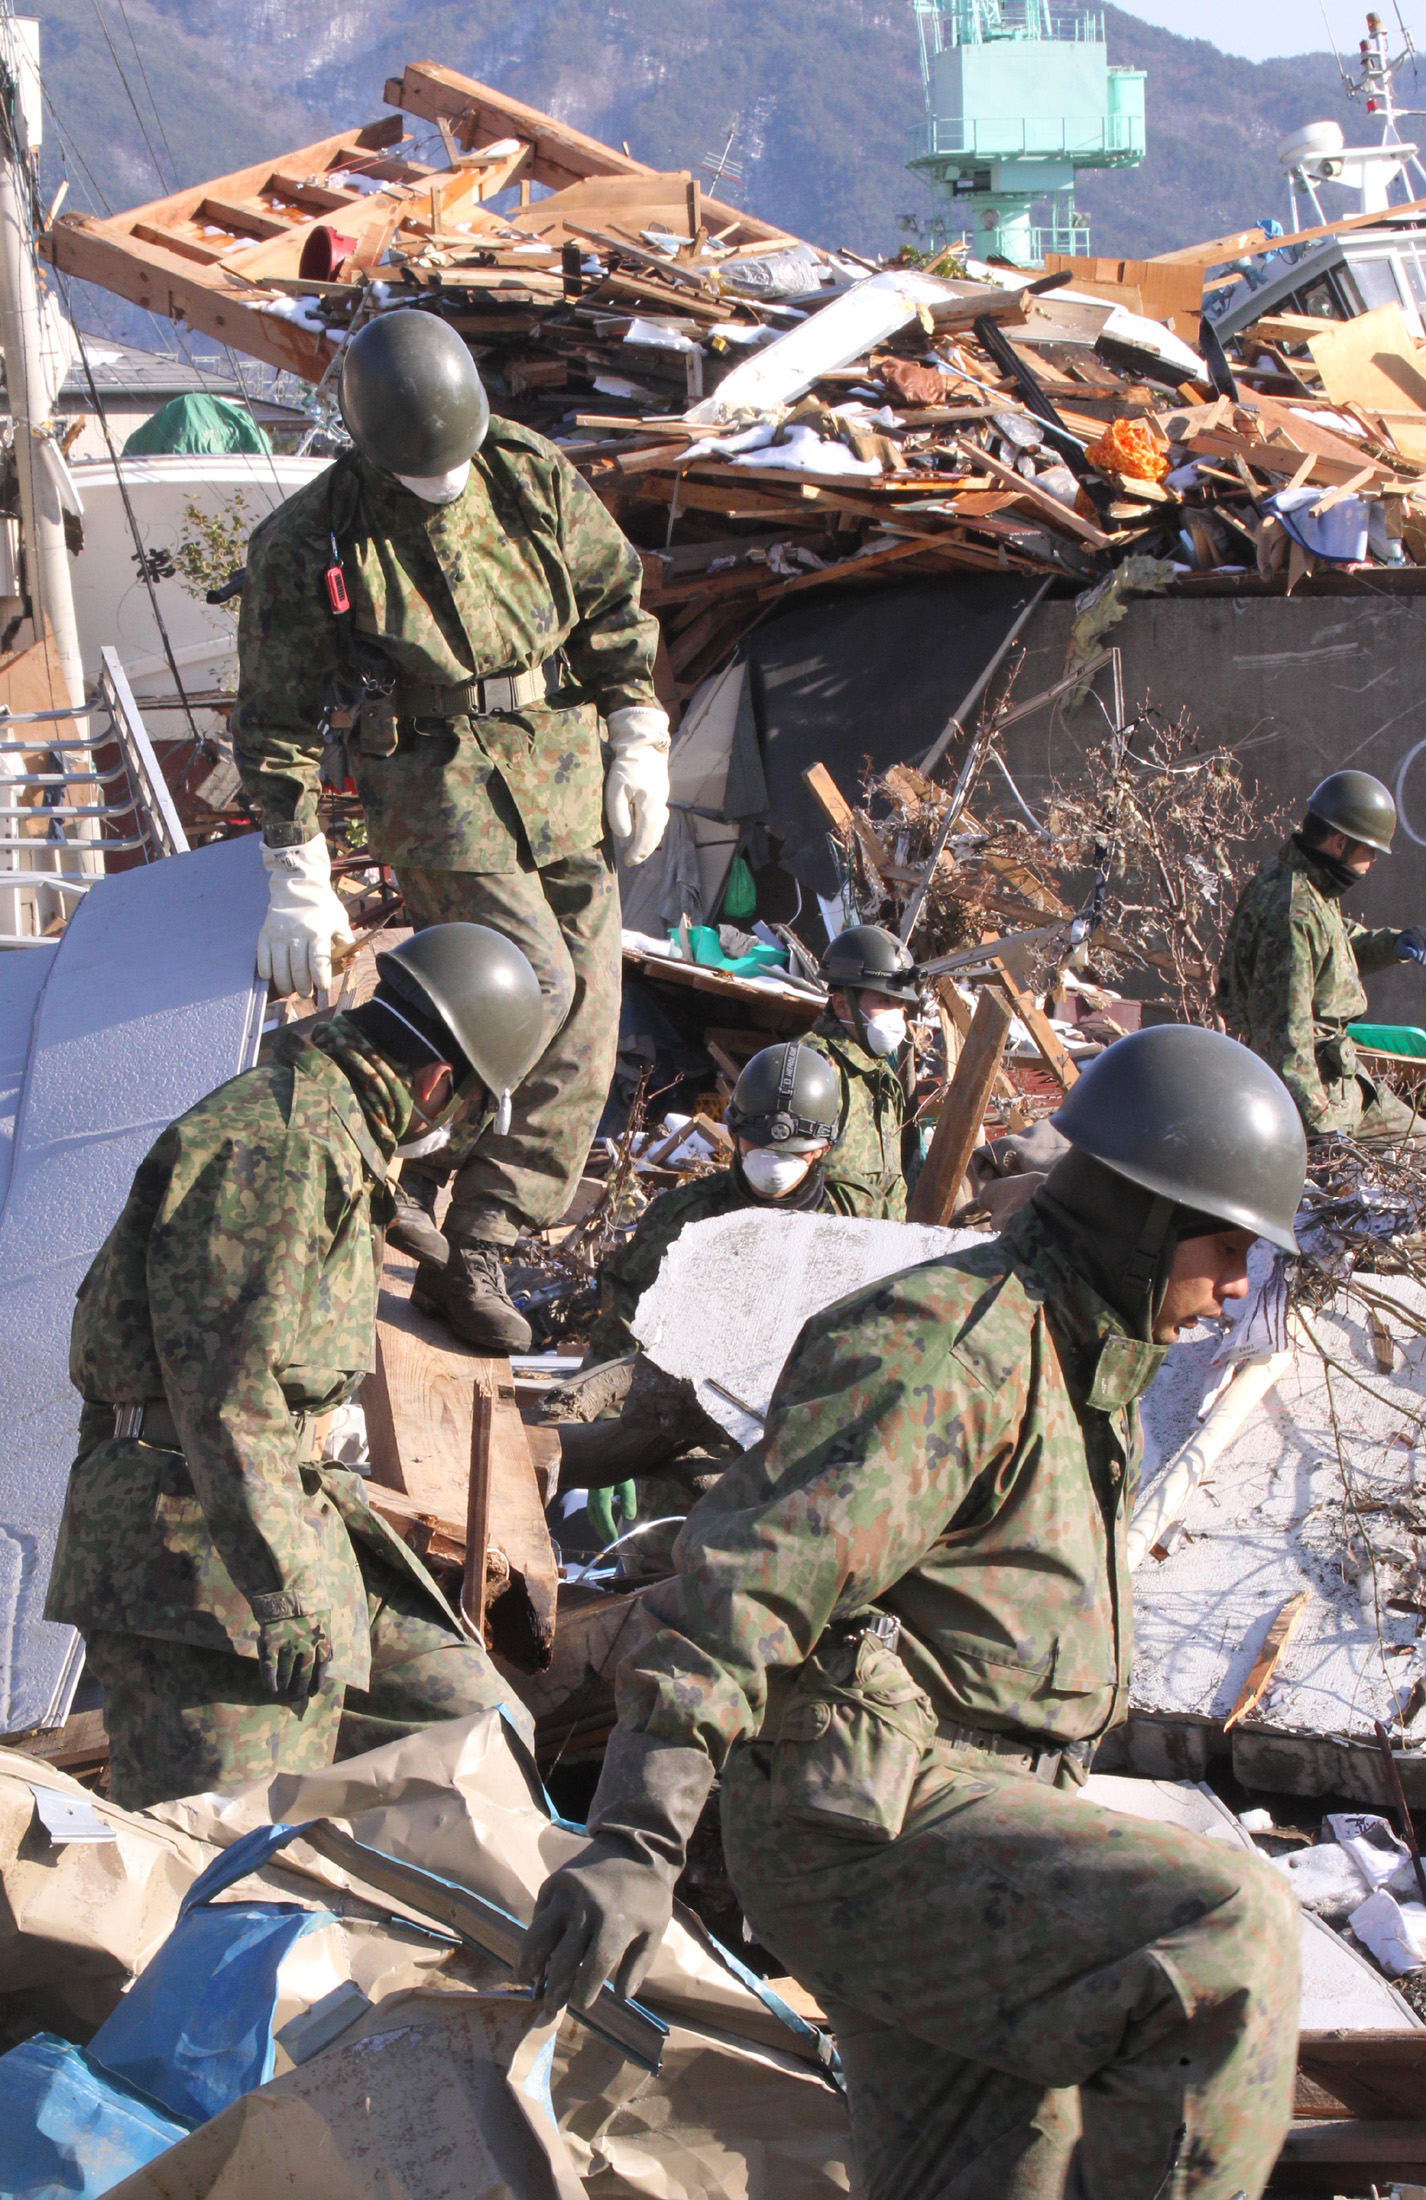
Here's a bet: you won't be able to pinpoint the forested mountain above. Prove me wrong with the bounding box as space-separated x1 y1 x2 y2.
28 0 1373 343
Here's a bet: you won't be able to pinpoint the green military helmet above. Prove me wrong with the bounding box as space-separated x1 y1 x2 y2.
819 924 921 1006
339 310 491 477
1051 1024 1305 1252
725 1041 841 1152
376 924 544 1115
1305 770 1397 855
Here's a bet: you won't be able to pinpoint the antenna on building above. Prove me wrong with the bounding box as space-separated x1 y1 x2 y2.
700 119 745 200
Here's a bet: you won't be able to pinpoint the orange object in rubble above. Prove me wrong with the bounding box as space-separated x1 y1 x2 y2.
1085 417 1169 482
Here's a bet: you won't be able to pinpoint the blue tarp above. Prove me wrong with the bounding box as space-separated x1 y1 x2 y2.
86 1902 332 2128
0 2034 188 2200
0 1821 338 2197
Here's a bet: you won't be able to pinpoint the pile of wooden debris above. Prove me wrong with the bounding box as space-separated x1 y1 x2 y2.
42 65 1426 717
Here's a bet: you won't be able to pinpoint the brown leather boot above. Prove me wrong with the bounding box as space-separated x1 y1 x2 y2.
411 1238 533 1353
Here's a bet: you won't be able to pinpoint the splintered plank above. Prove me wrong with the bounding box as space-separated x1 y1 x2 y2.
1296 2032 1426 2120
1223 1591 1310 1732
361 1245 557 1669
908 988 1012 1227
989 955 1080 1090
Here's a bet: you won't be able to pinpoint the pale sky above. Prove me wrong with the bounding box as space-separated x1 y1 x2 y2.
1121 0 1421 63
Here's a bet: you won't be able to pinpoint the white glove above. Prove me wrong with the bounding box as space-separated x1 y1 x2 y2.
257 834 354 999
604 705 671 868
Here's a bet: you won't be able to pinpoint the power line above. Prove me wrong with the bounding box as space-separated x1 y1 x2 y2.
86 0 169 197
38 82 114 217
113 0 178 190
53 264 205 753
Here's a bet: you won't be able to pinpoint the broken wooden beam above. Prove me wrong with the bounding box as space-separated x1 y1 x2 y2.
801 761 891 894
382 61 785 243
908 988 1012 1226
989 954 1080 1090
360 1245 558 1670
462 1378 496 1637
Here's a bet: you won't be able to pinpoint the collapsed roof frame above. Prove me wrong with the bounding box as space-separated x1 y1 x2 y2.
37 63 787 383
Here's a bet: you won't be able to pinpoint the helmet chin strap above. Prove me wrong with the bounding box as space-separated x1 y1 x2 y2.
845 991 878 1053
1121 1193 1178 1335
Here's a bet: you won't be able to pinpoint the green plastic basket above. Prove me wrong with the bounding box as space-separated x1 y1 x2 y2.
1347 1022 1426 1059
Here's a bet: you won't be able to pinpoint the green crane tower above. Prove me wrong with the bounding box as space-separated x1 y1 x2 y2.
908 2 1146 266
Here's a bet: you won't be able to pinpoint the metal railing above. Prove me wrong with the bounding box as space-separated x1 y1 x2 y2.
912 2 1106 52
0 642 188 948
910 112 1144 162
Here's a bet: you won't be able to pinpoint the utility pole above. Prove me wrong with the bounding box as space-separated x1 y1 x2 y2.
0 14 84 710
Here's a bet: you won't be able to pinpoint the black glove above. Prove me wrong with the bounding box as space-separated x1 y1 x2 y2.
515 1839 673 2011
1398 928 1426 965
256 1612 331 1702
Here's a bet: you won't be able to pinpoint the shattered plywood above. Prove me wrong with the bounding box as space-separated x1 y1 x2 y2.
1306 301 1426 458
499 1583 656 1766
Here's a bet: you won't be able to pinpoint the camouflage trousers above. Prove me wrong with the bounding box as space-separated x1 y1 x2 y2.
720 1742 1298 2200
1352 1076 1426 1155
86 1542 509 1812
399 848 621 1246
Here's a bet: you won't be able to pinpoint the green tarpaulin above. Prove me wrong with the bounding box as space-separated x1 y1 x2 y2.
122 394 269 457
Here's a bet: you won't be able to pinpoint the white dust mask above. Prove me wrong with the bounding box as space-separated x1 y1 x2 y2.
861 1008 907 1058
741 1148 815 1199
395 460 471 504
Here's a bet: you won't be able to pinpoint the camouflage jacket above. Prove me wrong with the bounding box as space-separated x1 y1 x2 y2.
812 1015 907 1220
46 1022 448 1686
585 1162 842 1365
614 1200 1167 1768
1215 836 1400 1132
232 425 660 874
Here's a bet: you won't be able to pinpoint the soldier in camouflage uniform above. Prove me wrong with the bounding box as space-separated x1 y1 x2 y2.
1216 769 1426 1153
521 1026 1309 2200
585 1039 879 1367
232 311 667 1353
546 1044 849 1556
812 924 919 1220
45 926 546 1810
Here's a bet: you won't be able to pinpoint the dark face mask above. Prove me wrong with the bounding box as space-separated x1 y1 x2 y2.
1293 830 1361 898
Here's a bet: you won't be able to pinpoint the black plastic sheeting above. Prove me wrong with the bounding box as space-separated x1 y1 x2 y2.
740 576 1044 922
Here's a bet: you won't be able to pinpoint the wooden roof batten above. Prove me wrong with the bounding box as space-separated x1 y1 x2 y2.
37 62 793 384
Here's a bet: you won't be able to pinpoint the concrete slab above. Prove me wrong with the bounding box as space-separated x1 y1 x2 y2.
0 835 267 1735
1130 1276 1426 1802
631 1209 986 1444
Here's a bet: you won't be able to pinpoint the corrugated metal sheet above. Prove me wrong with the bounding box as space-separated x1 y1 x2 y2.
0 833 267 1735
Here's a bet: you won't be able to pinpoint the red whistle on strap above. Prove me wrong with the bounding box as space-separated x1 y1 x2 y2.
325 563 350 615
